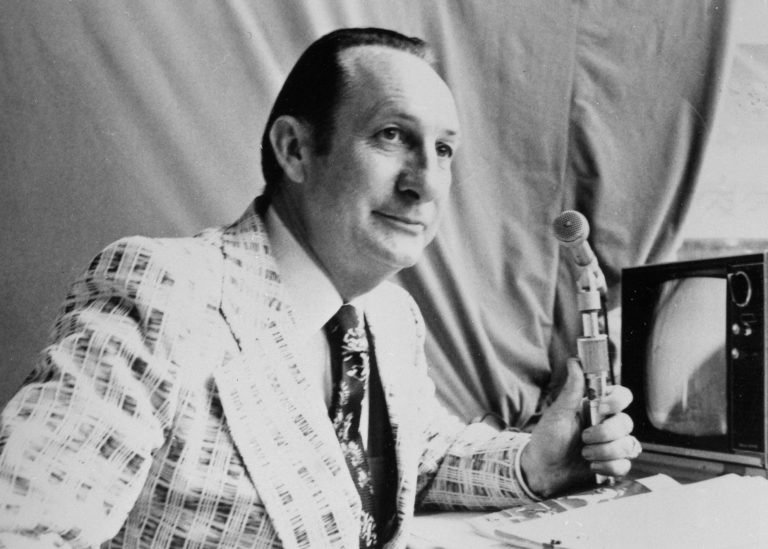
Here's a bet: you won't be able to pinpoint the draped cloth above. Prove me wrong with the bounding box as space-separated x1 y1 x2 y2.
0 1 735 424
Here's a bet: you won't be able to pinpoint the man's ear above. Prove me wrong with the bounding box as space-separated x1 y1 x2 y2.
269 115 312 184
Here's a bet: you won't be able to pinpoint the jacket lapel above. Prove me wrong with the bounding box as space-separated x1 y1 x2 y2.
212 202 361 549
364 288 422 545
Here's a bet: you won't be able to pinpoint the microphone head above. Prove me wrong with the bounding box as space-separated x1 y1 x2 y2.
553 210 589 245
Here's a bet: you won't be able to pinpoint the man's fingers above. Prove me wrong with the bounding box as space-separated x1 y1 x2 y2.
582 413 634 444
590 458 633 478
581 435 642 461
550 357 586 411
596 384 633 416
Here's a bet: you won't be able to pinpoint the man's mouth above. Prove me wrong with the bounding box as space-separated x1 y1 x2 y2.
373 211 426 233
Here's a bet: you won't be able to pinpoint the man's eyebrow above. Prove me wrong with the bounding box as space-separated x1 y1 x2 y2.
356 96 460 139
371 109 460 136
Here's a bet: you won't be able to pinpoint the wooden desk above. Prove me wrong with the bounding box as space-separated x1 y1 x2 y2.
409 473 768 549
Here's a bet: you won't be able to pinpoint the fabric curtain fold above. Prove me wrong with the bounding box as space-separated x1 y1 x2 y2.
0 0 734 425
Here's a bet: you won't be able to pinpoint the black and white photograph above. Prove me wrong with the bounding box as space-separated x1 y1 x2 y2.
1 1 767 547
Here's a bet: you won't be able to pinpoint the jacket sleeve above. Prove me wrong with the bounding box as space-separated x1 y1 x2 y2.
407 296 541 511
0 237 192 548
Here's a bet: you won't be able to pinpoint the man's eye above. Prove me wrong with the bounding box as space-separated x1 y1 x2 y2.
379 128 403 142
436 143 454 159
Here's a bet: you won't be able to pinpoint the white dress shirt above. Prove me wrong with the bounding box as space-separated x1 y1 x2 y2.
266 206 371 443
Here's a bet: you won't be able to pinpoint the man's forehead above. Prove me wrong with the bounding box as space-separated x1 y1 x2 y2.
339 45 460 132
340 45 439 92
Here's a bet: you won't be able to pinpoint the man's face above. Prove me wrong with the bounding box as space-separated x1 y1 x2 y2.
296 46 461 294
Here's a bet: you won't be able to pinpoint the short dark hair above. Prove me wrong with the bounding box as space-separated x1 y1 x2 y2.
259 27 435 197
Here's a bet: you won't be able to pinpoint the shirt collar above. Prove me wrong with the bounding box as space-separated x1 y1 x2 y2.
266 206 367 343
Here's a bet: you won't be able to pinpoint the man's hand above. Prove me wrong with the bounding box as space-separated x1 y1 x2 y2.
520 357 640 499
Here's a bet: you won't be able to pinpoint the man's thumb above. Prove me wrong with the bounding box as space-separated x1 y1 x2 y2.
551 357 585 411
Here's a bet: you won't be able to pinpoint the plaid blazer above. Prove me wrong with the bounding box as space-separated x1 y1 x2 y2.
0 200 534 549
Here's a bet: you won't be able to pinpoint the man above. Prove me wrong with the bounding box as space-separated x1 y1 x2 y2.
0 28 638 548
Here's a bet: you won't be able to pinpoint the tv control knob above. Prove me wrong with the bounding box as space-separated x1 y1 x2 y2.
742 322 753 337
728 271 753 308
732 322 754 337
731 348 741 360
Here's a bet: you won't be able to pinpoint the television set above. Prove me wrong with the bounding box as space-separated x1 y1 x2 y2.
621 252 768 480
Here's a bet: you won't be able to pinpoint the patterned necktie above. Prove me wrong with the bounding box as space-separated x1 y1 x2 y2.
325 304 378 549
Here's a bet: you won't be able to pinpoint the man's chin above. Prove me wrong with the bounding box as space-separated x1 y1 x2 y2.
378 247 426 272
363 235 433 274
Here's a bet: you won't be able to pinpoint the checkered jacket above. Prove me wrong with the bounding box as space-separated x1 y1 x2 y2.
0 200 535 548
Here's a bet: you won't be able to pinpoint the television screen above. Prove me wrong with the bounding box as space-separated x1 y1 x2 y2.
644 277 727 437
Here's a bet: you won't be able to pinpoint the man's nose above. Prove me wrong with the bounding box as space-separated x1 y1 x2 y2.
396 147 448 202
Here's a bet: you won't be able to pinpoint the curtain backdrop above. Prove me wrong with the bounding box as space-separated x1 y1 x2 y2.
0 0 734 422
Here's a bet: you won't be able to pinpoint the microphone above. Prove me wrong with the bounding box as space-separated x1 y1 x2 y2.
553 210 613 485
552 210 607 294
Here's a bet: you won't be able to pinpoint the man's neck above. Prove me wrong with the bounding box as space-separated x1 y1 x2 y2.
271 191 391 301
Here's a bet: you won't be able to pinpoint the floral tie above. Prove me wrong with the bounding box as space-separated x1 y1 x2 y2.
325 304 377 549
